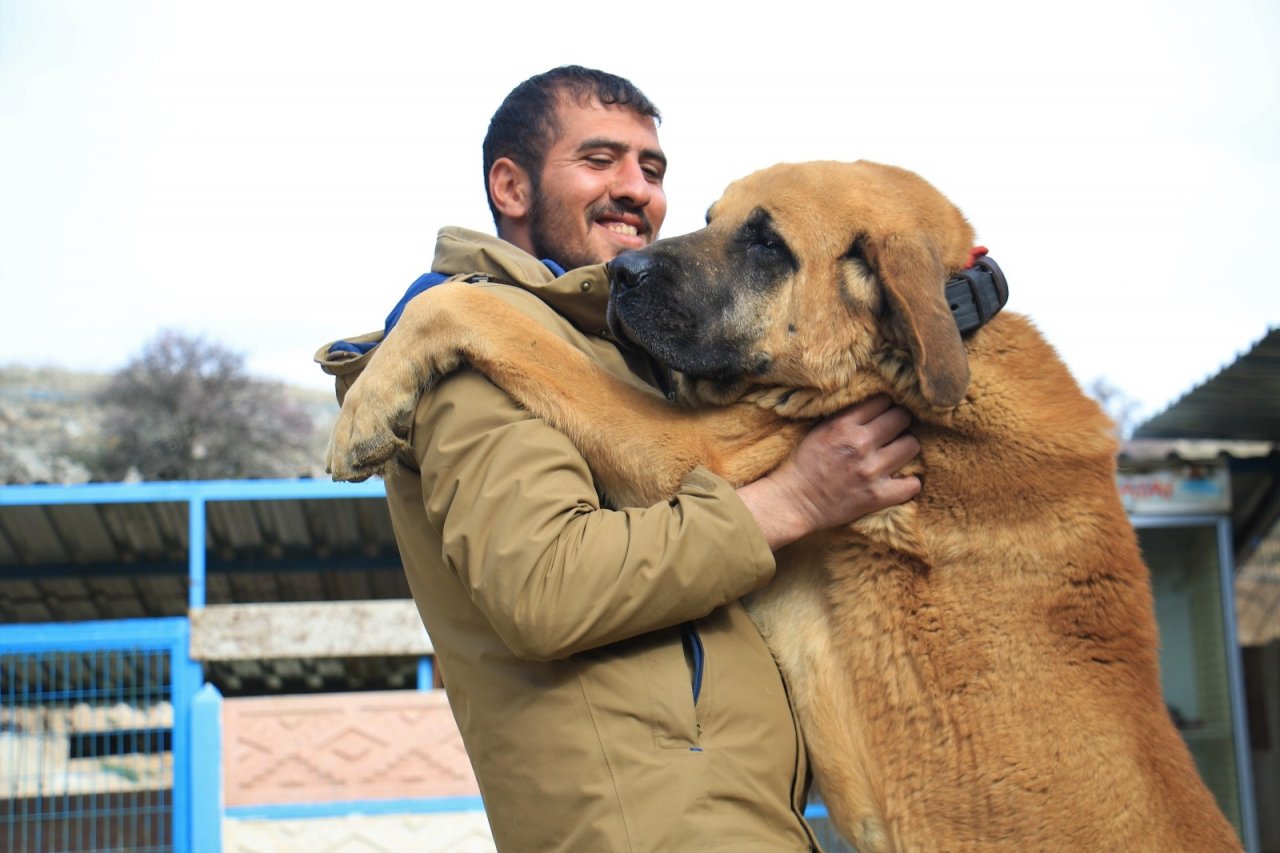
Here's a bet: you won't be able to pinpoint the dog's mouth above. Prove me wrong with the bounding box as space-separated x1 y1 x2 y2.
604 275 676 361
604 253 651 350
604 293 637 347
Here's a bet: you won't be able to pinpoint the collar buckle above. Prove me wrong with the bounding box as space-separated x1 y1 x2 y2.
947 254 1009 336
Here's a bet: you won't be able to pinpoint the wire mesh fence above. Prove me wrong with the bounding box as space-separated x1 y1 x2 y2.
1 647 175 852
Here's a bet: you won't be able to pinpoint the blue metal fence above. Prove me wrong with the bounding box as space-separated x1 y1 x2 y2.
0 479 391 850
0 618 201 853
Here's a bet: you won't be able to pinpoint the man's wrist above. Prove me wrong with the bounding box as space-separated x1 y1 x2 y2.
735 477 808 552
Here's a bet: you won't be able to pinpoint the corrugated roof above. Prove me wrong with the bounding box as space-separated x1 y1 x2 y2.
0 479 407 624
1135 327 1280 441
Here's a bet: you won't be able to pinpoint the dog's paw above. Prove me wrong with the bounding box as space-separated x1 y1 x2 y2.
325 397 415 482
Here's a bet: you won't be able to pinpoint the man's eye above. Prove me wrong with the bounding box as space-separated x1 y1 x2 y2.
643 166 664 182
586 156 613 167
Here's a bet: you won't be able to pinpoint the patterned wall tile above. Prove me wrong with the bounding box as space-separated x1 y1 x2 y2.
223 690 479 806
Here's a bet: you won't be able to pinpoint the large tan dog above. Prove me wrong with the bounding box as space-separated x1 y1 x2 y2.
327 161 1241 851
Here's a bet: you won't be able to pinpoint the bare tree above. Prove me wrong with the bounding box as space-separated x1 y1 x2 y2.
1086 377 1144 440
95 331 315 481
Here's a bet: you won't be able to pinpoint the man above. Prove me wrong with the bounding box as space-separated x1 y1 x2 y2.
317 66 920 851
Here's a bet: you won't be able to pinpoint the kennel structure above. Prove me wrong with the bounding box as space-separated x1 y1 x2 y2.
0 479 492 852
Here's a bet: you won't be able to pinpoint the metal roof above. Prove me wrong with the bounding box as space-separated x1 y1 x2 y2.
1135 327 1280 441
0 479 407 625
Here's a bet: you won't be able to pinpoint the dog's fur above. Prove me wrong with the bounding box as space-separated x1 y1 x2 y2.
327 161 1241 851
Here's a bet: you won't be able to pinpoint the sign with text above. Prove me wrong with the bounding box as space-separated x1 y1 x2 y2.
1117 464 1231 515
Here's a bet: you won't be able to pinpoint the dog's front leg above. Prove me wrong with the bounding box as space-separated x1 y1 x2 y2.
326 284 725 498
327 283 810 506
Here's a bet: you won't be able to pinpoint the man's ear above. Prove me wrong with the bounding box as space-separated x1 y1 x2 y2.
489 157 532 220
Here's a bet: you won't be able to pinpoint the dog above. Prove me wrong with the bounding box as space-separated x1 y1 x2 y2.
326 160 1241 851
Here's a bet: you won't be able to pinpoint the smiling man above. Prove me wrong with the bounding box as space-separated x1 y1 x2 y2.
317 66 920 851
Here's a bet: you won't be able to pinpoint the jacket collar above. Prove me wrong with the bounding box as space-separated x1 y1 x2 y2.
433 227 612 335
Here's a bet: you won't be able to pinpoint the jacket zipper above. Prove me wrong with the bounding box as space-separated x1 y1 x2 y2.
681 622 704 704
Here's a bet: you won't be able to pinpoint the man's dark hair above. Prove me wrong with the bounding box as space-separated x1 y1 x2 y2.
482 65 661 225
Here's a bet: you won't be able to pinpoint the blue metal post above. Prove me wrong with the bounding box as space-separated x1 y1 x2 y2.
189 684 224 853
188 497 206 610
169 621 202 853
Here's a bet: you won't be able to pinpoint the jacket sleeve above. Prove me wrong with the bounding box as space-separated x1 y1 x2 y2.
313 331 384 405
408 365 778 662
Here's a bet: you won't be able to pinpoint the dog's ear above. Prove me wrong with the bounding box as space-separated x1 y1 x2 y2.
869 234 969 408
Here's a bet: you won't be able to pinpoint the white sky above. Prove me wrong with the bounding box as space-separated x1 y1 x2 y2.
1 0 1277 420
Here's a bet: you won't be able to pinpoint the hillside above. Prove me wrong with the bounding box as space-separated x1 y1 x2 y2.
0 364 338 484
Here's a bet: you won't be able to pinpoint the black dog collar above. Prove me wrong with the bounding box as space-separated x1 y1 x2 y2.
948 253 1008 336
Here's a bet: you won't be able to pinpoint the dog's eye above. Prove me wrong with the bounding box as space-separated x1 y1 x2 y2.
742 228 795 269
749 234 785 256
735 208 796 271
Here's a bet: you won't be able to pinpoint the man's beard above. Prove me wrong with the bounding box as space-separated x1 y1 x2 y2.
527 189 649 271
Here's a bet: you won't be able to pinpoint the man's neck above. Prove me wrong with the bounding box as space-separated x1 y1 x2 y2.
496 224 564 274
497 222 538 261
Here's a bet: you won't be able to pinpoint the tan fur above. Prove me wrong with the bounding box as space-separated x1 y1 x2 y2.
328 161 1241 851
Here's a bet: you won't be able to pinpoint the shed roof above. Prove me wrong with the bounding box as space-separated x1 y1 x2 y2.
1131 327 1280 646
1135 328 1280 442
0 479 406 623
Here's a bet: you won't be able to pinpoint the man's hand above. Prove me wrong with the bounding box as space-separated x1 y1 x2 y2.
736 395 921 551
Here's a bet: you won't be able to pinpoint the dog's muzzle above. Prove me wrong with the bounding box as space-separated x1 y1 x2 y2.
607 251 654 295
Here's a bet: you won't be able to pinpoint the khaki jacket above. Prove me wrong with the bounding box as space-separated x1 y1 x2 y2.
317 228 817 852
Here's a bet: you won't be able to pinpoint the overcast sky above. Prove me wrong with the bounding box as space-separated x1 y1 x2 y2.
1 0 1276 421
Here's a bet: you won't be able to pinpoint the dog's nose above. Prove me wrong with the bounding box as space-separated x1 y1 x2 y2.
607 251 653 293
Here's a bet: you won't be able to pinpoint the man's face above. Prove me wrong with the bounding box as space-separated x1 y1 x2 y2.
527 97 668 270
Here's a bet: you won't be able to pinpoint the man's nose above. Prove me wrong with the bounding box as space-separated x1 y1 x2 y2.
610 158 652 207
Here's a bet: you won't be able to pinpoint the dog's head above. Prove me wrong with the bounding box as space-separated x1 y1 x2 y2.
606 160 977 411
